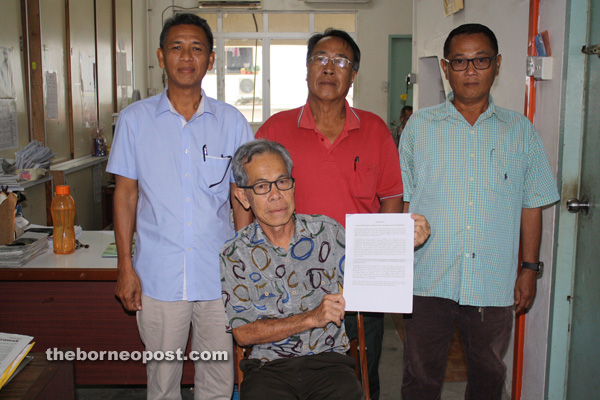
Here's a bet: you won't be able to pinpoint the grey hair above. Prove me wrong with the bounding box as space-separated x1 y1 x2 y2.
232 139 294 187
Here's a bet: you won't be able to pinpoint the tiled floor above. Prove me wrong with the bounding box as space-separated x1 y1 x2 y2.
75 314 480 399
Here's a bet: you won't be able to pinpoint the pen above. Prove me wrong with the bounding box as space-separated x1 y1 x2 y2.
203 145 208 162
354 156 359 171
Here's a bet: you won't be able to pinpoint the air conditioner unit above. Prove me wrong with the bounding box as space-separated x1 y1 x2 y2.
198 0 261 8
303 0 370 3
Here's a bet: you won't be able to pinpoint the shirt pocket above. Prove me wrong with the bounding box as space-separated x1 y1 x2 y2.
486 151 526 195
350 162 377 200
199 156 232 194
252 280 289 317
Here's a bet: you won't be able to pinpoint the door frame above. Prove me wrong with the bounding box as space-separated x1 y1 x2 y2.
387 34 412 128
546 1 590 398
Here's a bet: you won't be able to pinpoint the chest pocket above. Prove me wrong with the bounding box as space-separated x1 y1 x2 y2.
350 162 377 199
252 280 290 316
486 151 526 195
199 156 232 194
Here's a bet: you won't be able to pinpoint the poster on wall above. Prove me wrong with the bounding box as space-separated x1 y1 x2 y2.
0 99 18 151
0 47 15 99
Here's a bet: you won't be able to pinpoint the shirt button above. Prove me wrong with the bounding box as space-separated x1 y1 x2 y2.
265 292 270 296
465 253 470 258
185 149 189 154
187 248 191 252
467 226 472 230
470 153 475 157
320 138 324 141
185 173 189 178
292 291 297 295
470 130 475 134
303 345 307 349
187 221 191 226
468 201 473 206
186 198 190 202
469 177 474 181
286 259 290 262
321 281 325 285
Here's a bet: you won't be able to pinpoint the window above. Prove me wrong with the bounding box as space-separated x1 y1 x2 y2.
196 11 357 124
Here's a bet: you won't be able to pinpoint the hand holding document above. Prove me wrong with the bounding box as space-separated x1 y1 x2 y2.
344 213 414 313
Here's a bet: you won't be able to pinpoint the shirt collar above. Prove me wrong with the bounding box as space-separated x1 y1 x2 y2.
155 88 211 122
436 92 507 124
297 100 361 132
245 214 314 250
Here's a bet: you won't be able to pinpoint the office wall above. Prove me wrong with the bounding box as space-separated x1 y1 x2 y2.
414 1 567 398
1 1 147 229
147 0 411 122
0 0 29 160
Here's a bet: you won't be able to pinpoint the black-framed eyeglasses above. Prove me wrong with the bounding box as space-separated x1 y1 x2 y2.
443 55 498 71
309 55 354 69
203 145 232 188
239 177 295 195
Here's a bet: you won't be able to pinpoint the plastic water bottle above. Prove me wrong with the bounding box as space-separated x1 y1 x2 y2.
51 185 76 254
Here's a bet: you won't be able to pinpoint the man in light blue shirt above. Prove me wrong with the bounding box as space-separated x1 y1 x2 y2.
399 23 559 400
106 14 253 400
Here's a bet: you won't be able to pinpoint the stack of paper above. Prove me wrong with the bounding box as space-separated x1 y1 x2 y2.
0 231 49 267
0 333 34 390
14 141 55 170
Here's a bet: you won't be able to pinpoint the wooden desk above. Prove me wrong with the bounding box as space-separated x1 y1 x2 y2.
0 353 74 400
0 232 194 385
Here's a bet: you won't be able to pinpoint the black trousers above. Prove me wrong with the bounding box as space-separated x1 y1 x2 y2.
240 352 364 400
401 296 513 400
344 312 384 400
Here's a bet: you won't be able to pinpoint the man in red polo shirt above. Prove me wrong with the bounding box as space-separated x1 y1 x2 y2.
257 28 428 399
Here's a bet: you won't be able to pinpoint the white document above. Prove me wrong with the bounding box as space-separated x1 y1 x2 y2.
344 213 414 313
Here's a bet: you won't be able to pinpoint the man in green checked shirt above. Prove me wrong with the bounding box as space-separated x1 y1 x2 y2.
399 23 559 400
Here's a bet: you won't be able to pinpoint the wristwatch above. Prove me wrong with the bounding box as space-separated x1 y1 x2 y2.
521 261 544 277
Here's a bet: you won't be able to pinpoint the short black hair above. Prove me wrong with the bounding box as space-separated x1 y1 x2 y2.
160 13 214 51
443 23 498 58
400 105 413 119
307 28 361 71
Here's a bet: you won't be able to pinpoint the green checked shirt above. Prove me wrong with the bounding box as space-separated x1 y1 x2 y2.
399 93 560 307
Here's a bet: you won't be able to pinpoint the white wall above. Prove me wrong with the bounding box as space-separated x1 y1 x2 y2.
145 0 412 121
414 1 567 398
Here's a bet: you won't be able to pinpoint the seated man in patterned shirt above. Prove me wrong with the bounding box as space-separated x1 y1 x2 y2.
220 138 363 400
220 139 430 399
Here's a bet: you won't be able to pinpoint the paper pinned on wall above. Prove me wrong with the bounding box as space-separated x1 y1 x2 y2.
0 47 15 100
80 53 96 92
117 52 132 87
443 0 464 17
0 99 17 151
45 71 59 120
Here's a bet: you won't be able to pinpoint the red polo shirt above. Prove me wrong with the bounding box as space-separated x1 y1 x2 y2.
256 101 403 227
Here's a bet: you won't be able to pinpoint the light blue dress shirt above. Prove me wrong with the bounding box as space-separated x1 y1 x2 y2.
107 89 254 302
399 93 559 307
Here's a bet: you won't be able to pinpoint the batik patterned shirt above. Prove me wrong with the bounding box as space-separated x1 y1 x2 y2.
220 214 349 361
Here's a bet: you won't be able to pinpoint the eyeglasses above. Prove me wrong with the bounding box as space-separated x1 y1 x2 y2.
309 55 354 69
239 177 295 195
443 55 498 71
